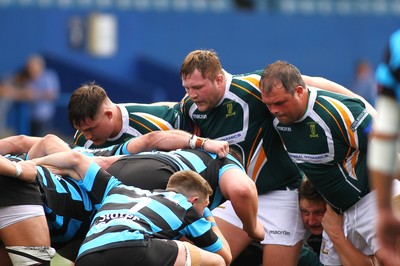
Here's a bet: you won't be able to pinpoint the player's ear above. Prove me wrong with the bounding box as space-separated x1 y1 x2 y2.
104 109 113 119
215 73 224 86
187 196 199 204
295 85 306 96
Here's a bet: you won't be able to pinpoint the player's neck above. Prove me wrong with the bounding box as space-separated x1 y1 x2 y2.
113 105 123 136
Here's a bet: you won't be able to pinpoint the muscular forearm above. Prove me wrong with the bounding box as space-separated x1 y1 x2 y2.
27 134 71 159
147 130 192 150
322 204 375 266
0 156 38 182
0 135 41 155
127 130 229 157
126 130 190 154
206 215 232 265
33 151 92 180
224 171 261 240
0 156 20 177
329 233 375 266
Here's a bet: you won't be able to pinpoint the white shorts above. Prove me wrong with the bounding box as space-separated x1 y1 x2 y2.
212 189 306 246
0 205 45 229
320 191 378 265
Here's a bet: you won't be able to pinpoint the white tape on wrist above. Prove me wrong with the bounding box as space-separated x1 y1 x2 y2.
189 135 198 149
368 138 398 174
11 161 22 178
373 96 400 135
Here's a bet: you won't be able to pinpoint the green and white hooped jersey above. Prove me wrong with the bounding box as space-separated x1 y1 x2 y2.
273 87 373 212
180 70 302 193
74 103 184 149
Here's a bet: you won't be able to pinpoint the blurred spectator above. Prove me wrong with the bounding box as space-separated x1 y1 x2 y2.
351 59 377 106
25 54 60 136
0 68 32 137
0 54 60 137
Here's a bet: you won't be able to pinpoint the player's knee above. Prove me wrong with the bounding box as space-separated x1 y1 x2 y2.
6 246 56 266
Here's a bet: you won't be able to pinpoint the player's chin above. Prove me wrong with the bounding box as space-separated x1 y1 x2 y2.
277 116 294 125
195 102 209 112
310 227 323 235
276 117 288 124
92 139 106 146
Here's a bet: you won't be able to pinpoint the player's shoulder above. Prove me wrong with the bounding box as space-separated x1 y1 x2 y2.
229 70 263 99
121 103 165 112
231 70 262 86
314 86 362 104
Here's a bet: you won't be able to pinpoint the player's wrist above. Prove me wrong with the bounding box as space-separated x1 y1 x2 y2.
201 138 209 150
203 207 212 218
189 134 197 149
11 161 22 178
189 135 206 149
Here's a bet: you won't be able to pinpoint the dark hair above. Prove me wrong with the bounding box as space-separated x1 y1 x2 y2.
298 178 325 204
68 82 108 128
260 60 305 95
180 49 223 81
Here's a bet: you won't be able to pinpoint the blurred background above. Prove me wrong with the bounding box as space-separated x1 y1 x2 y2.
0 0 398 140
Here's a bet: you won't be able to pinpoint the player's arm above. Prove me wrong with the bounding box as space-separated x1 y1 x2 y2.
0 134 71 160
368 94 399 211
302 75 377 119
0 155 38 182
126 130 229 158
149 101 178 108
27 134 71 159
219 168 264 241
202 207 232 265
32 150 92 181
367 93 400 266
0 135 42 155
322 204 379 266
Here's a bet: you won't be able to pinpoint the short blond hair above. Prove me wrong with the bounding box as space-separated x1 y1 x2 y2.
167 170 213 202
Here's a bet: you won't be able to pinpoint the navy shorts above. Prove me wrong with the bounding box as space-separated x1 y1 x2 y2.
0 175 43 207
76 238 179 266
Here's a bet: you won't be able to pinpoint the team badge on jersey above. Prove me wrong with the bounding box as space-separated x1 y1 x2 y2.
308 122 319 138
225 102 236 118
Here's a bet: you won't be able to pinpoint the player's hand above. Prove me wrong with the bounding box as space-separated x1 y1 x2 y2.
45 165 82 180
321 204 344 240
246 219 265 242
202 139 229 158
18 160 38 182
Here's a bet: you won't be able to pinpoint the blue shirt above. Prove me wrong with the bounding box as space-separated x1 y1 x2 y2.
77 162 222 259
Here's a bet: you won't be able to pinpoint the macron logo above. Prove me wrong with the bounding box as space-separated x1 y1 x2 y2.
193 114 207 119
269 230 291 236
276 126 292 132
